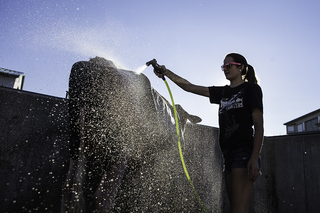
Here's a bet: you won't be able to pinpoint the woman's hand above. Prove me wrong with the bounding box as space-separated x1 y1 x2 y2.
247 157 259 182
154 65 167 79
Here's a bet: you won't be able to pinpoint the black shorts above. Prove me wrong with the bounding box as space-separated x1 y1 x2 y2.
222 147 261 173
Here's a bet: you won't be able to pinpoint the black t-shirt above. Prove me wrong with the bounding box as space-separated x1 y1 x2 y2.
209 82 263 151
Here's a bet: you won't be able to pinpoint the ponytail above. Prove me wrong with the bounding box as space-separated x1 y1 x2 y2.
226 53 258 84
244 64 258 84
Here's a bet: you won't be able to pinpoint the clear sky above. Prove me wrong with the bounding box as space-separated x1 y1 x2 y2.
1 0 320 136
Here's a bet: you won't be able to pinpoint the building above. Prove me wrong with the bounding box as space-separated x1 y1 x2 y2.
284 108 320 134
0 67 25 90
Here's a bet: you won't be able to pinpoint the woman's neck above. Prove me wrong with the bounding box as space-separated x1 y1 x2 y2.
230 78 245 88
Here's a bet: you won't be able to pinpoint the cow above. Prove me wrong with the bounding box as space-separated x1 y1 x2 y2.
60 57 203 213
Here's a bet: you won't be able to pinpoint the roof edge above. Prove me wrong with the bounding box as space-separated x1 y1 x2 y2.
284 108 320 125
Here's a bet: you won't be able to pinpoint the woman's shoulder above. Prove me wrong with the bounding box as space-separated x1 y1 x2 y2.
208 85 228 93
244 82 263 99
209 85 229 89
245 82 262 90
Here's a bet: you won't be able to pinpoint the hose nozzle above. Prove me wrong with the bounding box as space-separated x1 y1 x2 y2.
146 59 165 80
146 59 157 67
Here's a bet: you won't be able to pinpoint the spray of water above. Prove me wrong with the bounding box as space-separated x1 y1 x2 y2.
135 65 147 74
30 20 132 69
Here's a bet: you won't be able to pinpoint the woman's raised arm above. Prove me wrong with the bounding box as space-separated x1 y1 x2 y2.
154 66 210 97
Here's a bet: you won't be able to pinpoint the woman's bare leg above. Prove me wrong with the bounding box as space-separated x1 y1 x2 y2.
225 173 232 202
229 168 253 213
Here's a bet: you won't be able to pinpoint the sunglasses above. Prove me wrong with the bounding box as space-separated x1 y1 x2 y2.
221 62 241 71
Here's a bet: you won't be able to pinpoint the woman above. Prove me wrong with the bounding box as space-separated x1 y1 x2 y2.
154 53 263 213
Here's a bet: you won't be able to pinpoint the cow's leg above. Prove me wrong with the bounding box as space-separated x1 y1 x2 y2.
60 158 74 212
61 107 86 212
94 156 128 212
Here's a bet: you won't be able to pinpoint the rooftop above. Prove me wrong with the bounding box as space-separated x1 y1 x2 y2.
0 67 25 77
284 108 320 125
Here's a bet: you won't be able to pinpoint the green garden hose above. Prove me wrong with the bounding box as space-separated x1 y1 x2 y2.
146 59 207 212
163 79 207 213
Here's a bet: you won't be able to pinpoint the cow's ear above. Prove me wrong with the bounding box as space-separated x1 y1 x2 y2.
175 104 202 124
188 115 202 124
